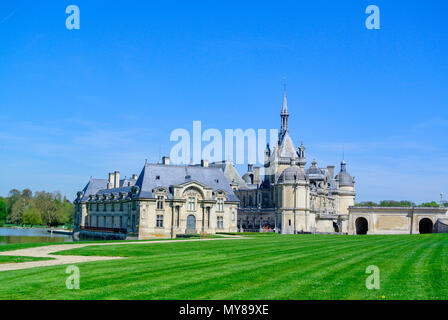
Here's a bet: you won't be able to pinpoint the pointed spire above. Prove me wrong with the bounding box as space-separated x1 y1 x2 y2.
280 80 289 134
281 82 288 115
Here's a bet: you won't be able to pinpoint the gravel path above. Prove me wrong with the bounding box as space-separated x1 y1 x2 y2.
0 236 244 272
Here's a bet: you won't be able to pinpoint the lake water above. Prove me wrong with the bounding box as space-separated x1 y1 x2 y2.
0 227 73 245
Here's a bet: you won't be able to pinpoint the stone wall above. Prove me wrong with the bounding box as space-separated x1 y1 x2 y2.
348 207 448 235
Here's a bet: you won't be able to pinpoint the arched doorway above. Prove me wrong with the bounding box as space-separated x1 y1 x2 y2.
186 215 196 234
333 221 340 233
419 218 433 234
355 217 368 235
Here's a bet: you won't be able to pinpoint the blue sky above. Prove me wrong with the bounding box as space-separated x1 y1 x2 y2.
0 0 447 203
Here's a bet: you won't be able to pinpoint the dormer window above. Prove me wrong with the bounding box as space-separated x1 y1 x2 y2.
156 175 160 180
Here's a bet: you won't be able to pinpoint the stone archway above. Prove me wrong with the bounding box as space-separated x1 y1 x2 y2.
419 218 433 234
355 217 368 235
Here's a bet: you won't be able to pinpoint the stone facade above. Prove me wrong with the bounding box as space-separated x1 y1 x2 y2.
74 159 239 239
235 90 355 234
348 207 448 235
74 88 448 238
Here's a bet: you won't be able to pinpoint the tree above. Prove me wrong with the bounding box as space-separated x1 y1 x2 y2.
59 200 74 225
34 191 60 226
6 189 21 223
418 201 440 208
22 207 42 227
379 200 415 207
0 197 6 224
21 189 33 198
10 196 32 225
355 201 378 207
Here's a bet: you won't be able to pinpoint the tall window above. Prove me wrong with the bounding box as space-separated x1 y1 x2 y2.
103 216 106 227
96 203 99 211
111 216 115 228
156 215 164 228
103 203 107 212
187 197 195 211
120 202 123 211
119 216 122 229
111 203 115 212
217 216 224 229
217 198 224 212
157 196 164 210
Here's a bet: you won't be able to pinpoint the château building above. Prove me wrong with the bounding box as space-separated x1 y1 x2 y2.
74 158 239 239
73 89 447 239
235 89 356 234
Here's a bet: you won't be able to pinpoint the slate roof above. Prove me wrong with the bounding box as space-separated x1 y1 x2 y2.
278 166 307 183
209 161 249 190
134 163 240 201
80 179 108 201
79 163 240 202
278 131 299 159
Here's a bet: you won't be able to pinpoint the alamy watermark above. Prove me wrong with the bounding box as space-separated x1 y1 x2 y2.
365 5 380 30
66 265 80 290
66 5 80 30
365 265 380 290
64 5 379 32
170 121 279 166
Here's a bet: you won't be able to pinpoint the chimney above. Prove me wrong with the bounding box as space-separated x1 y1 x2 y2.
108 172 115 189
162 156 170 165
327 166 335 179
201 159 209 167
114 171 120 188
248 163 253 172
253 167 261 185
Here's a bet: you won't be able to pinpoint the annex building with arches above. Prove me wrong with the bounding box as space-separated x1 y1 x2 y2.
348 206 448 235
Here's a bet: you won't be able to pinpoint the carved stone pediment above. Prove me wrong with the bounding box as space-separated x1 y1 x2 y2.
183 187 203 200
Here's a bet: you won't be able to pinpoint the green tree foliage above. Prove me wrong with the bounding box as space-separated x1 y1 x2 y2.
356 200 442 208
3 189 74 226
379 200 416 207
355 201 378 207
418 201 440 208
35 191 62 226
0 197 6 224
6 189 21 222
10 196 33 225
22 207 42 227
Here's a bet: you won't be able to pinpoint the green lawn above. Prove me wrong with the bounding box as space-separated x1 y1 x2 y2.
0 234 446 300
0 256 53 264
